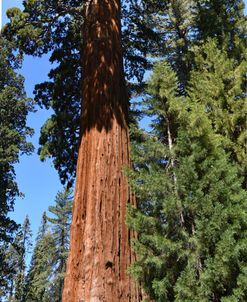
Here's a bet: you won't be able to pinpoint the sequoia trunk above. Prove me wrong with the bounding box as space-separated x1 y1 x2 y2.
62 0 139 301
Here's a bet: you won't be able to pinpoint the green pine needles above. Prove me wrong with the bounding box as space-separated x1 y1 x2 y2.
25 188 72 302
128 39 247 301
0 36 33 290
0 188 72 302
2 0 246 300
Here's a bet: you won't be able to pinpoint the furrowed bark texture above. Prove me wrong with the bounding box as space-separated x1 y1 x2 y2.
62 0 139 301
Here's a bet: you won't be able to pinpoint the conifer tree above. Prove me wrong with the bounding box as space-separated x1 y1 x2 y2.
0 234 20 301
0 36 33 283
128 44 247 301
196 0 246 60
14 216 32 302
188 39 247 183
25 189 72 301
4 0 245 183
123 0 196 91
25 212 55 302
0 216 32 302
47 188 72 301
124 0 246 91
4 1 246 300
3 1 82 186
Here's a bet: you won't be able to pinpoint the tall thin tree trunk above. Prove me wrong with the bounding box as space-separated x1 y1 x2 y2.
62 0 139 301
167 118 184 226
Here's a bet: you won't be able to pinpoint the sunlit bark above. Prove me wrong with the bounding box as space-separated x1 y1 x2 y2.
62 0 139 300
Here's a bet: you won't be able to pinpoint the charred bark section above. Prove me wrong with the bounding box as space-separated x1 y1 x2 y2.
62 1 139 301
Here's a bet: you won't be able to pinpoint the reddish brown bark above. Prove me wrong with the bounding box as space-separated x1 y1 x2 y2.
62 0 140 301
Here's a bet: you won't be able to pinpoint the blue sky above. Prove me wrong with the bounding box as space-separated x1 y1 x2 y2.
3 1 61 239
3 0 247 240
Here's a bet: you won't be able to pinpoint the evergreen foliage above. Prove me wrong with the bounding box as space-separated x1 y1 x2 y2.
14 216 32 302
3 1 245 185
196 0 246 60
4 1 245 186
125 0 246 90
0 216 32 302
0 242 18 300
3 0 148 186
25 212 55 302
2 1 246 300
188 40 247 182
4 0 82 186
47 189 72 301
128 40 247 301
0 35 33 288
25 188 72 302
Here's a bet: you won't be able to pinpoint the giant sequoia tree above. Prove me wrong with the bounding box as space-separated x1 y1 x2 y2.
4 0 246 300
5 0 139 300
62 1 139 300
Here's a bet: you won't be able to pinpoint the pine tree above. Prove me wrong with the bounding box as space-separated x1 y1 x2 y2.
14 216 32 302
47 188 72 301
124 0 246 91
0 216 32 302
127 61 186 300
4 0 246 300
25 189 72 301
188 39 247 183
4 0 245 184
3 1 82 186
0 236 20 301
128 47 247 301
0 35 33 284
123 0 196 91
25 212 55 302
196 0 246 60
